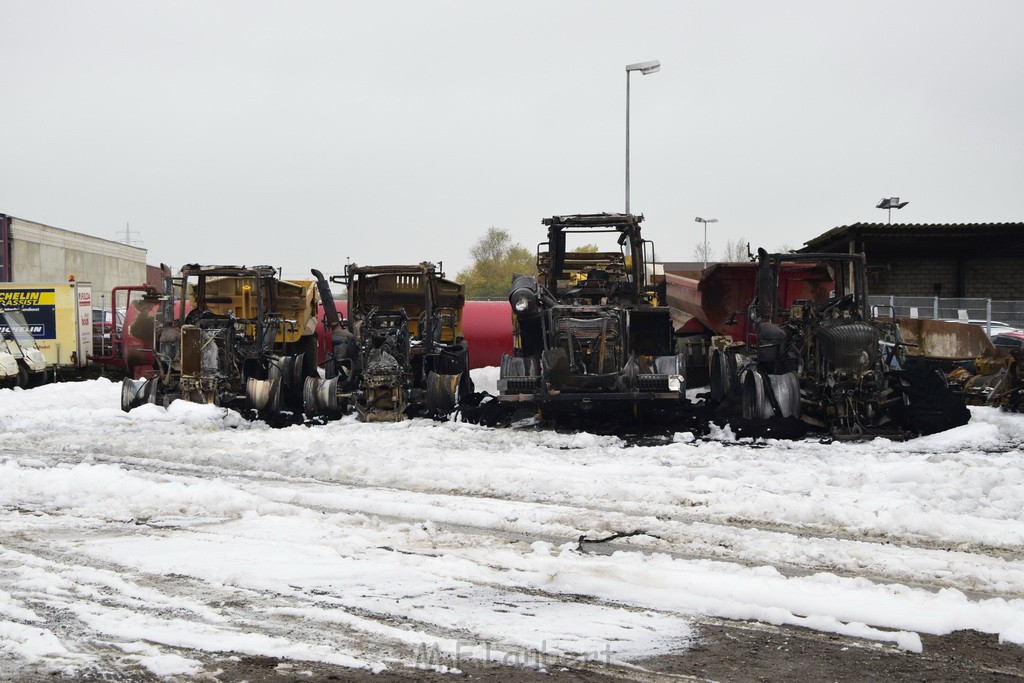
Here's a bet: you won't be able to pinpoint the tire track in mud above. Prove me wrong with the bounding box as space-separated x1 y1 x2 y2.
4 446 1018 680
0 526 1010 683
8 517 907 683
0 534 424 673
6 527 927 683
7 447 1024 602
12 445 1024 561
0 531 696 681
12 445 1024 597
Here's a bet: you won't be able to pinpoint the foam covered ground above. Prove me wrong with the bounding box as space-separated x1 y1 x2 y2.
1 372 1023 677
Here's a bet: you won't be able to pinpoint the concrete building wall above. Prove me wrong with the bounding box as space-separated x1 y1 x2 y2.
6 216 147 298
867 258 959 297
866 256 1024 299
963 258 1024 299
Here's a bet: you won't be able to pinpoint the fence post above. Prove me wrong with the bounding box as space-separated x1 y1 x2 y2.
934 296 939 320
987 298 993 336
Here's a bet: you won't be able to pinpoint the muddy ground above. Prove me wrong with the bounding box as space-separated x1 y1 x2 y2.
14 620 1022 682
201 623 1024 682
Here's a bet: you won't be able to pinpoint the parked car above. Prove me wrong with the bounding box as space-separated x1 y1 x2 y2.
937 318 1019 339
993 331 1024 351
92 307 125 356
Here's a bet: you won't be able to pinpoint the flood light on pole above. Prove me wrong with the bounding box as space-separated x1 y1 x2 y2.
876 197 909 224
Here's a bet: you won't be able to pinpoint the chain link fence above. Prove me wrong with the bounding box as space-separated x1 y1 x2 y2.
868 296 1024 333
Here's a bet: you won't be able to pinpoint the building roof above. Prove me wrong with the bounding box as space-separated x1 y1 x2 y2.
1 213 147 255
800 222 1024 256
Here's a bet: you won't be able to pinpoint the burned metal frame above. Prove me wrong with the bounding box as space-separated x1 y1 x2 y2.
497 212 688 424
308 261 470 422
537 213 656 305
122 264 318 418
707 248 970 439
753 251 870 324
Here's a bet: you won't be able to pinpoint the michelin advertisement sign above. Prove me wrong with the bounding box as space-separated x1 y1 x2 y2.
0 288 57 337
0 282 91 367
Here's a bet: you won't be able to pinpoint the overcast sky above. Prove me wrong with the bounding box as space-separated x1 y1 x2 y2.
2 1 1023 280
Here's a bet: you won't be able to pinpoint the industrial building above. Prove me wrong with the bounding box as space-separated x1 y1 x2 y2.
0 213 149 297
799 222 1024 299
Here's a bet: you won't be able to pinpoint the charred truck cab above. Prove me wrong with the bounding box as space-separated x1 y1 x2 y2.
710 249 970 439
305 262 472 422
121 264 319 417
498 213 687 422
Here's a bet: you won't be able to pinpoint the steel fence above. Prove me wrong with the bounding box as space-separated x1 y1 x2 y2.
868 296 1024 332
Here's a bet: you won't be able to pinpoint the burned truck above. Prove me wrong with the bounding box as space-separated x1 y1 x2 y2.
694 249 970 439
496 213 687 423
304 262 472 422
121 264 319 417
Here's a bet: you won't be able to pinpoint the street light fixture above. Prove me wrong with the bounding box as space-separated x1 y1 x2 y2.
695 216 718 269
876 197 909 224
625 59 661 214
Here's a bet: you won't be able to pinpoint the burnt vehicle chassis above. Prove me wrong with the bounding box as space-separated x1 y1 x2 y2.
121 264 319 417
305 262 472 422
497 213 688 424
709 249 970 439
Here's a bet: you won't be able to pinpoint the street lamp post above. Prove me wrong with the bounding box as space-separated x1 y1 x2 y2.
625 60 660 214
695 216 718 269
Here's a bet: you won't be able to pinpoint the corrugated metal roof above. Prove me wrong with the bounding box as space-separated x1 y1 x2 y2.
801 222 1024 251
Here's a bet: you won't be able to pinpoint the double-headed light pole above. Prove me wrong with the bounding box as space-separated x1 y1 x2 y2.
876 197 908 224
625 60 660 214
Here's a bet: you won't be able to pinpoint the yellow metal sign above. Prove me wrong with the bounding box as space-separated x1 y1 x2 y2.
0 283 91 367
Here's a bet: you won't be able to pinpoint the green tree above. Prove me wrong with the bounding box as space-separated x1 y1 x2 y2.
456 227 536 300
